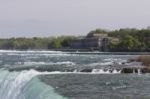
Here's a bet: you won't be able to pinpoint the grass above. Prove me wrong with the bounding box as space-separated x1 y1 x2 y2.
130 55 150 67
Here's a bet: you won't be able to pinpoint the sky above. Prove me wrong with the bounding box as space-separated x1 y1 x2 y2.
0 0 150 38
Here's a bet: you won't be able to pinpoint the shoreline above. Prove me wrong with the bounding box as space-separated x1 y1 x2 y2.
0 49 150 55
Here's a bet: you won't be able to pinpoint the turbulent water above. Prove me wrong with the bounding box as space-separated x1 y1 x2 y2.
0 50 149 99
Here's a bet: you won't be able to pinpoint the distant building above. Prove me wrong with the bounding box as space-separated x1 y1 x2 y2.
110 37 120 44
86 33 108 38
70 33 109 51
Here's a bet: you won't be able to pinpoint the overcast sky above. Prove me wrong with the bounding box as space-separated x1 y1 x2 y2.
0 0 150 38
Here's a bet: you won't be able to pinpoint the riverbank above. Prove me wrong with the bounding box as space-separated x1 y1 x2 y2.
0 49 150 55
120 55 150 73
129 56 150 67
52 49 150 55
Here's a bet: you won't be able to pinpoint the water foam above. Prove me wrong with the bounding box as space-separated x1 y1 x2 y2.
0 69 40 99
0 50 62 53
92 69 121 74
0 69 68 99
22 61 76 66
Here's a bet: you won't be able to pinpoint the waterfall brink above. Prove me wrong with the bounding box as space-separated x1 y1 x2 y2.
0 69 68 99
0 69 40 99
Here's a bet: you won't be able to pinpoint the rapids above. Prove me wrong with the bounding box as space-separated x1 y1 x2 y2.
0 50 149 99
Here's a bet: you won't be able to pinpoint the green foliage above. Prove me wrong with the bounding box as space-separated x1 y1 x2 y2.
108 42 119 50
108 28 150 51
0 27 149 51
61 36 76 47
87 29 108 37
0 36 76 50
91 29 107 33
108 28 139 38
118 36 141 51
51 38 62 48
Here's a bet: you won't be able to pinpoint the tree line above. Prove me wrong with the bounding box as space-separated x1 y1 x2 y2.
0 28 149 51
108 28 150 51
0 36 76 50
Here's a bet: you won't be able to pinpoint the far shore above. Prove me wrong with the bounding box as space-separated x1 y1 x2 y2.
0 49 150 55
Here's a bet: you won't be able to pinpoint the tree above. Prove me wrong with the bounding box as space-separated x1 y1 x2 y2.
51 38 62 48
87 29 108 37
118 36 141 51
61 36 75 47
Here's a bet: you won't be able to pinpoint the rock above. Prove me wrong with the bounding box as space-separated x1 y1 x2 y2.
80 69 92 72
121 67 150 73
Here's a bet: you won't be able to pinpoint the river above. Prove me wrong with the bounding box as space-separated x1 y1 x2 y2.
0 50 149 99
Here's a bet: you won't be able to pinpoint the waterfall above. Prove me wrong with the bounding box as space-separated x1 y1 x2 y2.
0 69 67 99
0 69 40 99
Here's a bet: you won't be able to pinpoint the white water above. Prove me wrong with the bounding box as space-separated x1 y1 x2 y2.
91 69 121 74
0 67 144 99
0 68 122 99
21 61 75 66
0 50 62 53
0 69 39 99
138 69 141 75
0 69 67 99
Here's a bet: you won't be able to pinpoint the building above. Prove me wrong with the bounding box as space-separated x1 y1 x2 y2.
70 33 109 51
110 37 120 44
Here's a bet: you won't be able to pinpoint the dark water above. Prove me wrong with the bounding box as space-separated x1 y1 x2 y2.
0 50 149 99
39 74 150 99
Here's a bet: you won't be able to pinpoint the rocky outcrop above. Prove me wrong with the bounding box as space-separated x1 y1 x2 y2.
80 69 93 72
121 67 150 73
